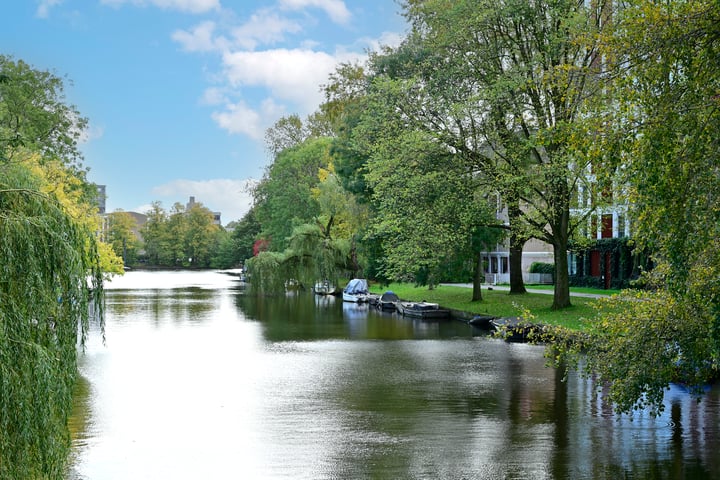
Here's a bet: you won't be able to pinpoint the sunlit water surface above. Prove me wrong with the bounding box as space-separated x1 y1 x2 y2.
68 270 720 479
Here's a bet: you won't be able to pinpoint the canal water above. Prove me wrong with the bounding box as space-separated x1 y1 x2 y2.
68 270 720 479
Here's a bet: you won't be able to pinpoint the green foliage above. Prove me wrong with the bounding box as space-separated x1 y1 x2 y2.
248 132 365 292
584 287 717 416
0 163 103 479
139 201 221 268
107 210 140 266
210 230 239 269
264 114 310 157
253 138 330 251
245 251 289 294
572 0 720 415
184 203 220 267
529 262 555 275
0 55 87 170
364 128 502 288
231 206 261 264
364 0 611 309
140 201 170 265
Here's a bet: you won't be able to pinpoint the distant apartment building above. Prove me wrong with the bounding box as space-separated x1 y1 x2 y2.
186 196 222 225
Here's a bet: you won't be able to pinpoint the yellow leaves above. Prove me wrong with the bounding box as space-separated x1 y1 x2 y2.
12 149 120 272
97 240 124 276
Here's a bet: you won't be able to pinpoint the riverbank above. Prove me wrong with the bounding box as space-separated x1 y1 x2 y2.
368 282 610 332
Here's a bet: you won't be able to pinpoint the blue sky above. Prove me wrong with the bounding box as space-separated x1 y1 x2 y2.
2 0 406 223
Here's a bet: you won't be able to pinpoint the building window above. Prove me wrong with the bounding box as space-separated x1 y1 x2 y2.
618 214 626 238
602 214 613 238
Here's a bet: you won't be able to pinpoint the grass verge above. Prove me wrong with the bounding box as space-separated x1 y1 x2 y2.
513 284 621 296
370 283 603 332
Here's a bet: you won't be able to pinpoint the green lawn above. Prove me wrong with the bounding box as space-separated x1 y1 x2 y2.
370 283 604 331
518 284 621 296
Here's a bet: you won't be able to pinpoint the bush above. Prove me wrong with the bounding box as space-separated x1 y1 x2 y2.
529 262 555 275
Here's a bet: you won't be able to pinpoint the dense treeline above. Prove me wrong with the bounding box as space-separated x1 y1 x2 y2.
242 0 720 415
106 201 246 269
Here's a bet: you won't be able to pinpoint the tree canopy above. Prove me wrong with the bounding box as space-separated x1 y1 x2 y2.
139 200 221 268
0 58 104 478
571 0 720 415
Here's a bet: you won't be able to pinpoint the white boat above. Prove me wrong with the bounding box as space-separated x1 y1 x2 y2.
342 278 370 303
313 280 337 295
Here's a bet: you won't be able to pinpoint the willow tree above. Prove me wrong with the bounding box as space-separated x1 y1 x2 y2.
248 139 363 293
1 55 105 478
382 0 611 308
0 163 104 479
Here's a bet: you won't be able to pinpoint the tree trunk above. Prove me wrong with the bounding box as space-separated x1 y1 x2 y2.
507 196 527 294
472 250 483 302
509 232 527 295
552 237 572 309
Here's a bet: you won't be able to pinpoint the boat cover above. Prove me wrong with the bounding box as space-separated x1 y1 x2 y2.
380 291 399 302
344 278 369 294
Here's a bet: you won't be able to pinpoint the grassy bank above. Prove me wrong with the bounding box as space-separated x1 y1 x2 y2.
515 284 621 296
369 283 604 331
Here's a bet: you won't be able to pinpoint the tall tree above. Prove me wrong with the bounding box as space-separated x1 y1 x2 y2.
107 210 140 266
140 201 170 265
231 206 262 264
253 138 329 251
264 114 310 157
184 202 220 267
365 127 503 298
0 55 87 170
576 0 720 414
166 202 190 266
382 0 609 308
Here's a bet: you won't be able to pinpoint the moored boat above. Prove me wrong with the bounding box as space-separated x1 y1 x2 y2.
490 316 542 342
395 301 450 319
342 278 370 303
376 290 399 310
313 280 337 295
468 315 495 328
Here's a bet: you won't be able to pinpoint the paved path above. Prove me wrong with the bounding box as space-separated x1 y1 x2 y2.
442 283 612 299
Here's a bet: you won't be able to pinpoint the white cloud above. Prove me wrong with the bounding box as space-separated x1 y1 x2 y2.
366 31 404 51
210 101 262 139
230 9 303 50
221 48 351 113
100 0 220 14
36 0 63 18
210 97 284 139
167 2 397 145
149 178 258 223
172 21 229 52
79 124 106 144
279 0 351 24
199 86 228 106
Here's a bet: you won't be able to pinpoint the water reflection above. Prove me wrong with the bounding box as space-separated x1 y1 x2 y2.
69 271 720 479
236 292 475 341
